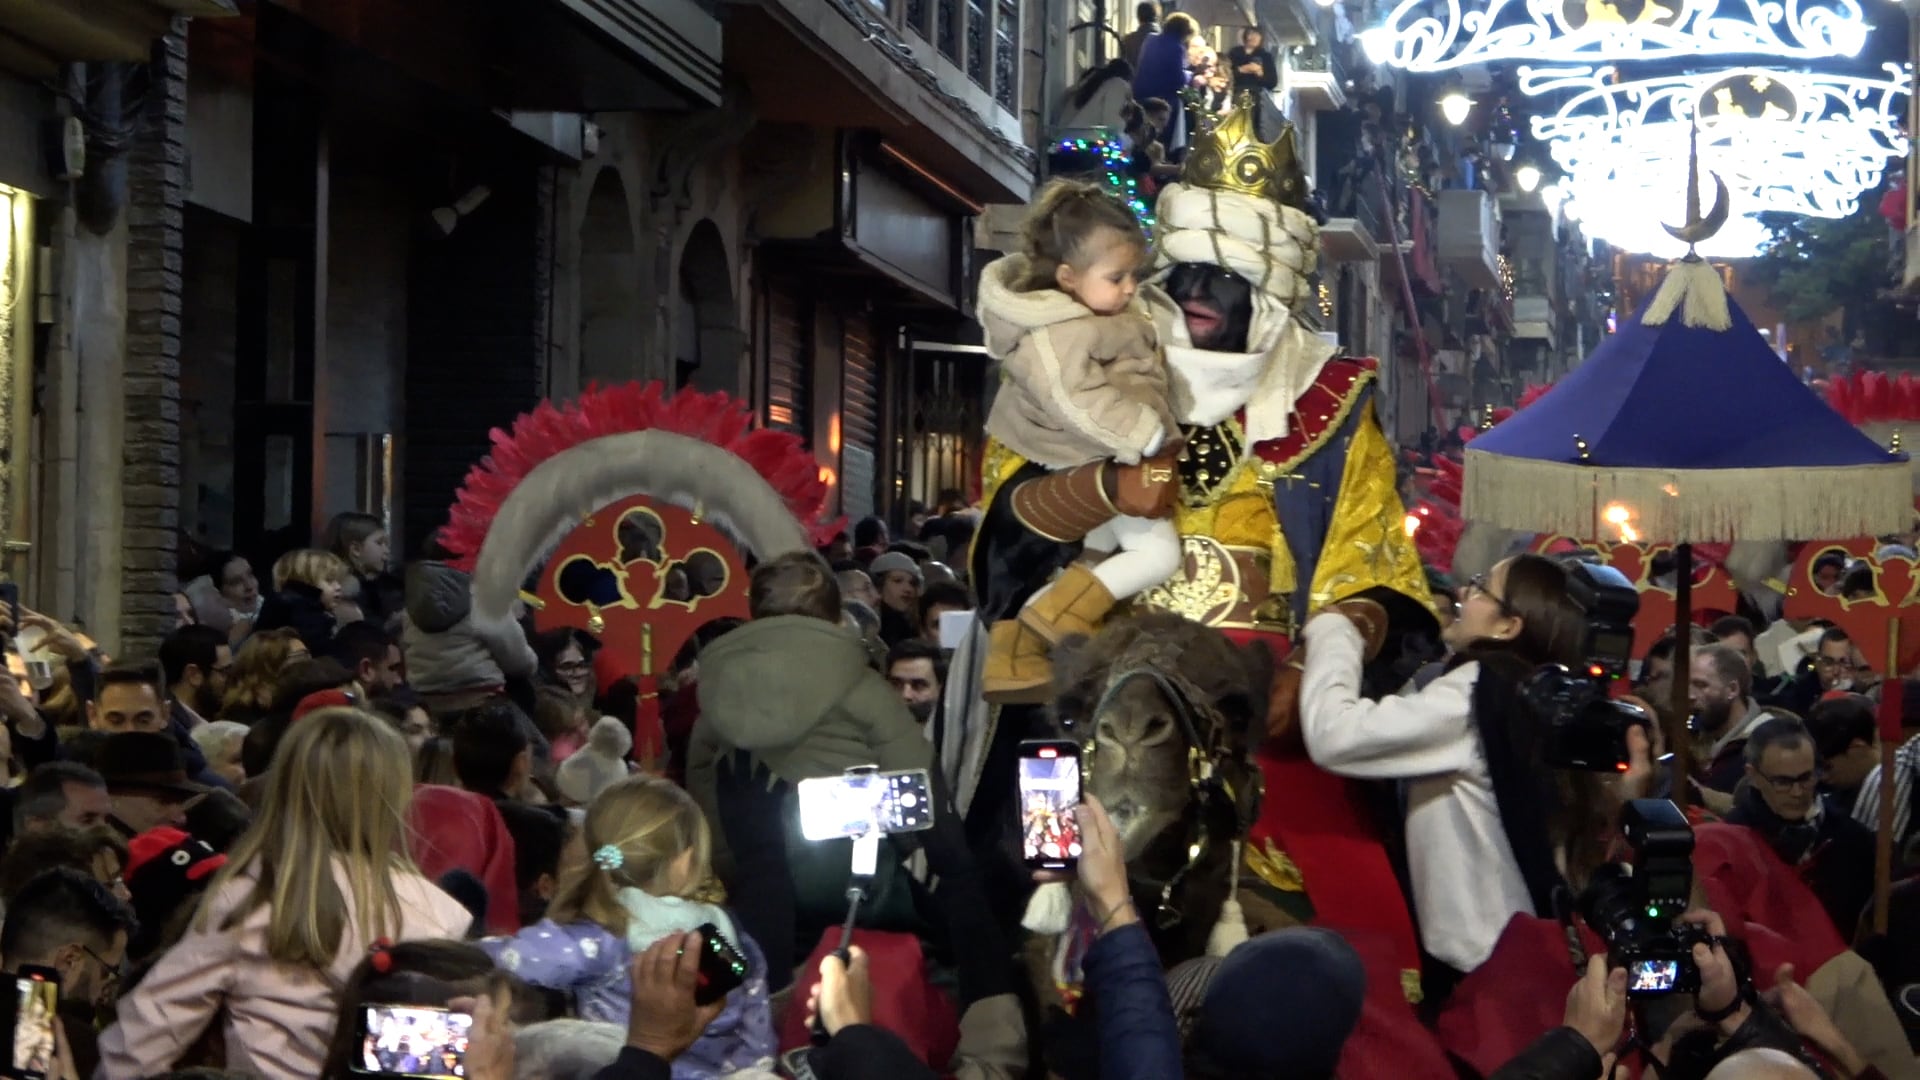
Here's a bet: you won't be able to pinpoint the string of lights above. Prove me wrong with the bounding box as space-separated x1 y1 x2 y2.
1358 0 1871 72
1354 0 1905 255
1047 131 1158 235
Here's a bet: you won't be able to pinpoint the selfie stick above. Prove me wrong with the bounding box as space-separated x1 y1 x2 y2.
811 830 881 1047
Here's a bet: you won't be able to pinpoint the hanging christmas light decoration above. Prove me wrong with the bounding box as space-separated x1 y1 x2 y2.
1356 0 1905 256
1530 63 1909 256
1358 0 1871 72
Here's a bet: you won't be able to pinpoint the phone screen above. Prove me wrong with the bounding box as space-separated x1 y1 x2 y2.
9 972 56 1080
796 770 934 841
1019 743 1082 869
1627 958 1680 995
355 1005 473 1078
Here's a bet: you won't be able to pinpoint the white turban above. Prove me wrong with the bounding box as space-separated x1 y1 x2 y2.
1149 182 1319 310
1145 183 1336 444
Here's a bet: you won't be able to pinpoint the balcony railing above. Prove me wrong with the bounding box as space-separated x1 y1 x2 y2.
1285 41 1347 111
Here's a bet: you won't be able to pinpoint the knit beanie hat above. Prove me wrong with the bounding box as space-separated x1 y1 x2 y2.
124 827 227 958
556 716 632 805
1184 927 1367 1078
867 552 922 584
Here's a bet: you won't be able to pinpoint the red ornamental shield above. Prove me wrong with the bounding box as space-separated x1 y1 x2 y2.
1782 538 1920 675
1529 537 1739 659
532 494 750 694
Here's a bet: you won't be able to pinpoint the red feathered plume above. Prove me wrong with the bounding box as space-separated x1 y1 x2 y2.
1460 383 1553 444
1825 371 1920 426
439 382 841 570
1411 497 1464 569
1516 381 1555 411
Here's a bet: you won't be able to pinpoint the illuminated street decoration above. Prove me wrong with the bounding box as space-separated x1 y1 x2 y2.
1358 0 1871 72
1526 64 1909 255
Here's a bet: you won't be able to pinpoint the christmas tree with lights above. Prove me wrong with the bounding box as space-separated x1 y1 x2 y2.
1046 129 1156 237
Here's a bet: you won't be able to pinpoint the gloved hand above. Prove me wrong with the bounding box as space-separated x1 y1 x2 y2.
1105 447 1182 519
1266 648 1306 749
1326 597 1389 661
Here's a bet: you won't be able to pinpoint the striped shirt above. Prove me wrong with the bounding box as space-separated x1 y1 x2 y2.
1852 731 1919 855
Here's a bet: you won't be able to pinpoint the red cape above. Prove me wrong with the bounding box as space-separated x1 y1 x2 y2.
1434 823 1846 1075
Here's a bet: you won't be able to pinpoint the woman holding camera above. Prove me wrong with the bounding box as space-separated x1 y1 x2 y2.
1298 554 1627 994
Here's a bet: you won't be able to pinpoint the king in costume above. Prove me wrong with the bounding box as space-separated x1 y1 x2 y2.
956 96 1444 1060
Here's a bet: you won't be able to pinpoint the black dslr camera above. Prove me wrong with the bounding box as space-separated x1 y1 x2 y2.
1522 561 1652 771
1578 799 1712 996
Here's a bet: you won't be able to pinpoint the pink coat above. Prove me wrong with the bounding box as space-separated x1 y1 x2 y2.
95 861 473 1080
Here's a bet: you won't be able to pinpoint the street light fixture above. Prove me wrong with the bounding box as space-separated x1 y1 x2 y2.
1440 90 1473 126
1515 164 1542 193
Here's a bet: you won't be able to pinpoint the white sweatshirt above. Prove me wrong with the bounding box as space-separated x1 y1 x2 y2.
1297 612 1532 973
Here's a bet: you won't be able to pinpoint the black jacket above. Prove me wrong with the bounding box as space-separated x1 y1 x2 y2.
254 583 336 654
1489 1027 1602 1080
1726 788 1877 939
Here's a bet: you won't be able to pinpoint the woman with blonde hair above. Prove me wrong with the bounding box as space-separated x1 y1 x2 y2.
217 627 305 726
255 548 351 653
97 707 474 1080
481 775 776 1078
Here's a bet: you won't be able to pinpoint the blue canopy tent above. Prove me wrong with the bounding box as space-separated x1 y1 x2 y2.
1462 275 1910 545
1462 244 1909 822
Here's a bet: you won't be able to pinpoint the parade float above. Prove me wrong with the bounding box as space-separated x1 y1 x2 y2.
438 381 837 743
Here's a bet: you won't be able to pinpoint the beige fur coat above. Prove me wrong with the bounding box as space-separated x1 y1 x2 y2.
978 254 1176 469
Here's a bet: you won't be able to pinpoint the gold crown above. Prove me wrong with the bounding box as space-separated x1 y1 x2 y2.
1181 94 1311 212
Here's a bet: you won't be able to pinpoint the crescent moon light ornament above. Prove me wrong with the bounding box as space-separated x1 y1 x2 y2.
1662 112 1731 248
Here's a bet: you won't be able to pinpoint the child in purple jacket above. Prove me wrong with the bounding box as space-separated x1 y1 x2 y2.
481 776 777 1079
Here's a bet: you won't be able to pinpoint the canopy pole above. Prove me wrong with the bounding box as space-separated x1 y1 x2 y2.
1874 619 1899 938
1668 543 1694 813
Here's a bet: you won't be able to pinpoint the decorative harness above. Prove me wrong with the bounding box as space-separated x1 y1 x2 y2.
1076 661 1262 931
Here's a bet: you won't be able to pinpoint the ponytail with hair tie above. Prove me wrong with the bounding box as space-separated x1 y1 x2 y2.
369 938 394 974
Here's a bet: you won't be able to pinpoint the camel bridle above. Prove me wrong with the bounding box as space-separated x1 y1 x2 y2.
1079 660 1252 932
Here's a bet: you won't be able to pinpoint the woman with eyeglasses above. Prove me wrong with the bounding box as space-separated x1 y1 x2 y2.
1295 553 1648 998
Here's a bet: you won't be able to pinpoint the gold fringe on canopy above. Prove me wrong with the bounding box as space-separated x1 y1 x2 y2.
1640 258 1732 332
1461 449 1914 544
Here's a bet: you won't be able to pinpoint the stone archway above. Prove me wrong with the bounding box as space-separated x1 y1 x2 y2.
673 220 743 393
579 169 642 384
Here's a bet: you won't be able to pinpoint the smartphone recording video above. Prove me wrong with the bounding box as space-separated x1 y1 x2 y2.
354 1004 472 1078
6 968 57 1080
796 769 934 842
1019 740 1082 870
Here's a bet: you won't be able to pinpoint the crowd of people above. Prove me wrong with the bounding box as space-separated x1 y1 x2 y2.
0 451 1906 1080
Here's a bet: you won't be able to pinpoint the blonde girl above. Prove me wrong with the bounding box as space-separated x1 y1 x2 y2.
97 707 474 1080
976 179 1182 696
256 548 352 652
482 775 777 1078
217 626 304 724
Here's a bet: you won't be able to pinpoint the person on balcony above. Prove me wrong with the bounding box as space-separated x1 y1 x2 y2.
1131 12 1194 155
1226 27 1277 99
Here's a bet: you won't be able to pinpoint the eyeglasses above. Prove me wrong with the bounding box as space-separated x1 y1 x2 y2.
77 942 122 996
555 661 592 676
1814 655 1852 669
1757 767 1821 793
1464 573 1516 615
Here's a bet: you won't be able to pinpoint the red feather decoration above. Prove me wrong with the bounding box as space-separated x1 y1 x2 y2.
439 381 840 570
1515 381 1555 411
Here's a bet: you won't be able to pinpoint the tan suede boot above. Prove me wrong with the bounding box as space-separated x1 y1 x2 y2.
1017 562 1117 645
982 619 1056 704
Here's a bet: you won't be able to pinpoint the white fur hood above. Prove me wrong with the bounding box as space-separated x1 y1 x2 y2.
978 254 1142 358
